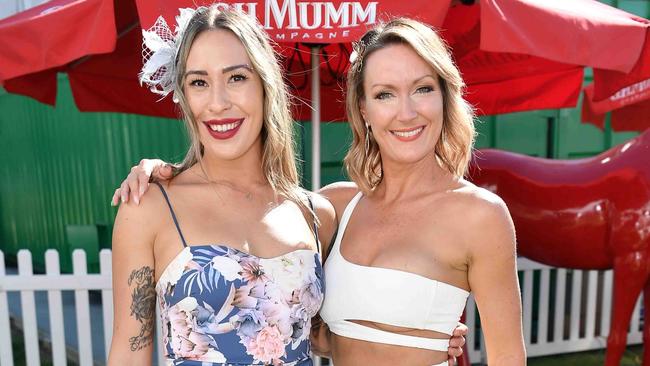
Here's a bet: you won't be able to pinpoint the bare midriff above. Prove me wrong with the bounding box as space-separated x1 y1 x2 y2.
329 320 449 366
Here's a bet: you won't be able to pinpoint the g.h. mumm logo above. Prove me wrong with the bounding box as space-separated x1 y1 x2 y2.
214 0 379 40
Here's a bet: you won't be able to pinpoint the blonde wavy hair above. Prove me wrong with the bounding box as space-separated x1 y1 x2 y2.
344 18 476 193
171 6 308 208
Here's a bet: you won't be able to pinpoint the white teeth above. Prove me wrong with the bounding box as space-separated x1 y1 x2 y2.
392 127 423 138
209 121 241 132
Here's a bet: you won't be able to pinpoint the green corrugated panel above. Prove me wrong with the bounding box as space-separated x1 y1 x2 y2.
476 110 556 157
2 0 645 271
299 121 351 188
618 0 650 18
0 74 188 272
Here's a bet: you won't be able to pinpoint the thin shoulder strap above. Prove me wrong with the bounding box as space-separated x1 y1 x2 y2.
154 182 188 247
306 195 321 253
331 191 363 251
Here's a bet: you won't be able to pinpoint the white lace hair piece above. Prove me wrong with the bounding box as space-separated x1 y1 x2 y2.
139 8 196 103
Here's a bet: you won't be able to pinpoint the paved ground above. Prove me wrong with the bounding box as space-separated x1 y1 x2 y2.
6 266 108 365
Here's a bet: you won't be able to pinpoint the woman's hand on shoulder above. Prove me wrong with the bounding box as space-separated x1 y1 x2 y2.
110 159 174 206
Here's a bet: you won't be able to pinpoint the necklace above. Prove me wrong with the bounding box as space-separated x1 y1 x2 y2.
191 169 255 200
214 180 253 200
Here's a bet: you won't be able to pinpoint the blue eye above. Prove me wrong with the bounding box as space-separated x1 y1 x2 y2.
374 92 392 100
416 86 434 94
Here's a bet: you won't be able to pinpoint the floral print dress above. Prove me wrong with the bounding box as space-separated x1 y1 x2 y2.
154 184 324 366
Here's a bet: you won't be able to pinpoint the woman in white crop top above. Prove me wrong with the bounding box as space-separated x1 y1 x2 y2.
312 18 526 366
112 16 519 366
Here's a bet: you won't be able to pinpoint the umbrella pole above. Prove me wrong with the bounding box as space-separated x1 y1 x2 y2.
310 45 322 366
311 46 321 192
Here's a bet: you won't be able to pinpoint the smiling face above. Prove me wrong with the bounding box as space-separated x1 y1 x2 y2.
183 29 265 162
360 43 444 167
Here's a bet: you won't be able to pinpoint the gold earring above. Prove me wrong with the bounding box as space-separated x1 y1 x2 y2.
364 123 370 157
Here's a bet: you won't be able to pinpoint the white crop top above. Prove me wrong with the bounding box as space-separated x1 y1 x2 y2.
319 192 470 351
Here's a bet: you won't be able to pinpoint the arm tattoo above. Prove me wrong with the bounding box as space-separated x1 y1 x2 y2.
127 266 156 351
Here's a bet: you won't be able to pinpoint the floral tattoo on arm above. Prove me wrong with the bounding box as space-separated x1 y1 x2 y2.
127 266 156 351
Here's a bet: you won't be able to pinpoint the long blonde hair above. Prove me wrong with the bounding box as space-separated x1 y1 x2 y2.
344 18 476 193
171 6 307 208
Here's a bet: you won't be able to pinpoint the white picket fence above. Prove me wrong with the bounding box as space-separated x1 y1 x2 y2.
0 250 644 365
465 258 644 362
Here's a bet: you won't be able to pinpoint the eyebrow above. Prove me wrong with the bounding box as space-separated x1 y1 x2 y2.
370 74 437 89
184 64 253 79
222 64 253 73
184 70 208 78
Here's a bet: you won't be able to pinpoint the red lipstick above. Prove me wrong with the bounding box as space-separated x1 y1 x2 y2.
203 118 244 140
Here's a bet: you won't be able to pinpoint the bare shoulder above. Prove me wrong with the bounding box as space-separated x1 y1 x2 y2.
113 182 169 246
305 191 337 255
307 191 336 224
318 181 359 214
451 180 510 218
443 180 515 254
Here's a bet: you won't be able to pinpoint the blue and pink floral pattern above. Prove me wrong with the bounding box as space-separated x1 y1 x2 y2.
156 245 324 366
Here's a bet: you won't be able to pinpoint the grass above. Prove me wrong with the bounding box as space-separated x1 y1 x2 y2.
10 318 645 366
528 345 644 366
10 320 55 366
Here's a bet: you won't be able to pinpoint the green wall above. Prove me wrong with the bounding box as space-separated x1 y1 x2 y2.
300 105 639 189
299 0 649 187
0 75 188 271
0 0 646 271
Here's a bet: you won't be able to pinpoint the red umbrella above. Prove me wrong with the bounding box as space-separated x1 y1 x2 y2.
581 81 650 132
132 0 451 189
0 0 116 81
0 0 449 118
3 0 649 121
0 0 158 113
474 0 650 132
281 0 650 122
0 0 118 105
1 0 450 189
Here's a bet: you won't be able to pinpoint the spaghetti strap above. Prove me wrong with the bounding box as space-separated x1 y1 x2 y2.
153 182 188 247
307 195 320 253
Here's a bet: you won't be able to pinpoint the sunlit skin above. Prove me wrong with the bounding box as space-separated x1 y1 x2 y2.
107 29 335 366
321 43 463 366
319 44 525 365
360 43 445 168
145 29 324 271
110 39 472 366
184 29 265 163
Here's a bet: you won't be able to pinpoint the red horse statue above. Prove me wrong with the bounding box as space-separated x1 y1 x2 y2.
468 129 650 366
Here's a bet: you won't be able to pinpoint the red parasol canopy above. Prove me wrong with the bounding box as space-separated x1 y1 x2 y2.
0 0 116 81
0 0 448 120
1 0 649 131
581 81 650 132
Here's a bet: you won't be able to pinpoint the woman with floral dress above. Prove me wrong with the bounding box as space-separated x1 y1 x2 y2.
108 7 336 365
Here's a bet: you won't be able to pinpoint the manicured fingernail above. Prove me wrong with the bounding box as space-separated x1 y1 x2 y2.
139 186 146 196
121 196 126 203
134 196 140 205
